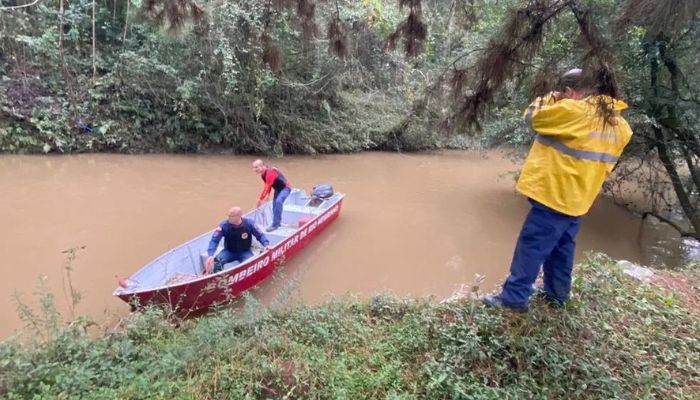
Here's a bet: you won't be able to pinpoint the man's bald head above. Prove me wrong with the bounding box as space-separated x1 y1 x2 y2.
227 206 243 225
253 159 267 175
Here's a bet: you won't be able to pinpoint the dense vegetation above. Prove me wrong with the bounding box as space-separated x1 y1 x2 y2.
1 1 693 151
1 254 698 399
0 0 480 154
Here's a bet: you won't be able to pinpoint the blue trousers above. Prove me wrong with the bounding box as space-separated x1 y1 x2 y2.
499 199 581 307
213 249 254 273
272 187 291 228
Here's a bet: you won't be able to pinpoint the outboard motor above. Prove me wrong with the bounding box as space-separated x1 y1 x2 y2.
312 184 334 199
308 184 333 207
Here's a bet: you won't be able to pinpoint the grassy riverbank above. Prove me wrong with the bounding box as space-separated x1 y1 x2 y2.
1 254 698 399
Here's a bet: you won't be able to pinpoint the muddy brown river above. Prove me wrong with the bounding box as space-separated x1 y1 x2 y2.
0 151 686 338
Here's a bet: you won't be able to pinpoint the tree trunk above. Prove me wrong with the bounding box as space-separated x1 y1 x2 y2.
654 126 700 235
444 0 455 60
647 39 700 236
58 0 65 63
657 38 700 158
58 0 76 119
680 145 700 193
92 0 97 84
122 0 130 45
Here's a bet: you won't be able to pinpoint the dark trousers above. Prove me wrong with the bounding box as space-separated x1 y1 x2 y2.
272 187 291 228
213 249 254 273
499 199 581 307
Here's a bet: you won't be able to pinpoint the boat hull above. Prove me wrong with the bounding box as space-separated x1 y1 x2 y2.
115 199 343 313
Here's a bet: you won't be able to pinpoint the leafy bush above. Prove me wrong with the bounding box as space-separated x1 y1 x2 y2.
2 254 698 399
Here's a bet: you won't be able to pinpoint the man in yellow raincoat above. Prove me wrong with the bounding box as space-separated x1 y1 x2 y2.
483 69 633 312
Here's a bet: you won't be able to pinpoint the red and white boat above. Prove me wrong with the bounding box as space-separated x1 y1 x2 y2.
113 186 344 313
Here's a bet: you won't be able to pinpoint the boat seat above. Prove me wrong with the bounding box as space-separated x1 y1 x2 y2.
284 204 322 215
200 252 208 271
199 252 241 272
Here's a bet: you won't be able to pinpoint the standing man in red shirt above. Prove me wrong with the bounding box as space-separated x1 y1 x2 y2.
253 159 292 232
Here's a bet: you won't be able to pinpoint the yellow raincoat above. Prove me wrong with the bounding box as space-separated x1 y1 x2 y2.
516 93 633 216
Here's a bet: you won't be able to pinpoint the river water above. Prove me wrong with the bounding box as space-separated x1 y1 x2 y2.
0 151 685 338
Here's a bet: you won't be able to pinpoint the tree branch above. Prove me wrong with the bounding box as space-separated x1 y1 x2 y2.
642 212 699 239
1 0 41 10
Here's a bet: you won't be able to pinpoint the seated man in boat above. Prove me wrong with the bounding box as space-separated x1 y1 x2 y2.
253 159 292 232
205 206 270 274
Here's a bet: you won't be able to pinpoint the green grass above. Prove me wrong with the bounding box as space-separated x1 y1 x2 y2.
1 254 699 399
